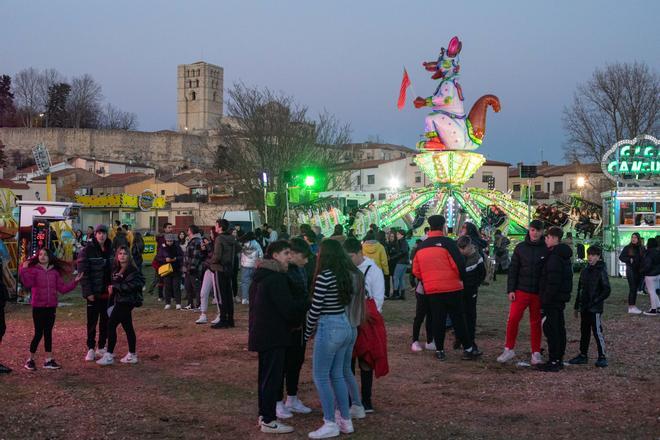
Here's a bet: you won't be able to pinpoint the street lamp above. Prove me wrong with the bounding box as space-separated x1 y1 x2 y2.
389 177 401 192
576 176 586 188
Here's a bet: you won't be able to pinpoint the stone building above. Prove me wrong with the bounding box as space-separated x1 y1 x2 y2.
177 61 224 133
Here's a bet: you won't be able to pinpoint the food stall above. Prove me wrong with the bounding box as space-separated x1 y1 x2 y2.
75 190 167 264
601 134 660 276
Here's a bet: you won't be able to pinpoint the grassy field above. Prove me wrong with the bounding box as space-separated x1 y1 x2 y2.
0 271 658 439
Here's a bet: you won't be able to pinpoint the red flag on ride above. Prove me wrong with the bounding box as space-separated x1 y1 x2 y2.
397 68 411 110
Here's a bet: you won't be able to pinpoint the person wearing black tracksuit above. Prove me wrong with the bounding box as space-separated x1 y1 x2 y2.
569 246 610 368
538 227 573 372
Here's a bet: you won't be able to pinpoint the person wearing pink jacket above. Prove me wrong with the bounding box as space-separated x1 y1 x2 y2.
20 249 83 371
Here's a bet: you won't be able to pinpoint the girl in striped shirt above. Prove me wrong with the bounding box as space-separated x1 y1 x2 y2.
305 239 360 439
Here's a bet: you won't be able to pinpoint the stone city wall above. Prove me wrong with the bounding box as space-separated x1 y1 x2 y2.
0 127 220 170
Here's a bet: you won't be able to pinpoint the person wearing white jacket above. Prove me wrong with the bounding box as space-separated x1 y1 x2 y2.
239 232 263 305
344 238 385 414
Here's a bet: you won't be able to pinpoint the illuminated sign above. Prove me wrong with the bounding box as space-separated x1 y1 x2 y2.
602 134 660 182
138 190 156 211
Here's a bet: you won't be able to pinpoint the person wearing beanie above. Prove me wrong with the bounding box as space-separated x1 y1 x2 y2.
78 224 114 362
412 215 480 361
496 219 548 366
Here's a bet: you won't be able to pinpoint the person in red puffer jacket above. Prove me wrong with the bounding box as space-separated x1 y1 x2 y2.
20 248 83 371
413 215 481 361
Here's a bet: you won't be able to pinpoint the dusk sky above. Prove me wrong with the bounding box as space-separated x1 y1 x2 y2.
3 0 658 164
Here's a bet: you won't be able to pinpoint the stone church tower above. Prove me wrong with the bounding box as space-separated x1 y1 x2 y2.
177 62 223 132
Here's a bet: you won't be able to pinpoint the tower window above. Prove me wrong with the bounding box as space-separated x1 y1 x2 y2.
197 69 200 76
188 80 192 88
191 91 196 101
213 92 217 101
196 80 199 87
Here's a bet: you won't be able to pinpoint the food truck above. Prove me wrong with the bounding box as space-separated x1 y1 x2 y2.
600 135 660 276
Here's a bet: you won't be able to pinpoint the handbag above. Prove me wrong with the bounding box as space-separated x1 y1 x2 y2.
158 263 174 277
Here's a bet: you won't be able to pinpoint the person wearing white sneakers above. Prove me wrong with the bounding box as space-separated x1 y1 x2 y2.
78 224 114 362
196 235 221 325
410 239 433 353
619 232 645 315
305 239 362 439
278 238 313 417
239 232 263 306
248 241 306 434
98 246 145 367
641 238 660 316
497 220 548 366
19 249 83 371
156 234 184 311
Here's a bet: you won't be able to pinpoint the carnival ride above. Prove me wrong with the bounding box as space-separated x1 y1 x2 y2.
347 36 530 237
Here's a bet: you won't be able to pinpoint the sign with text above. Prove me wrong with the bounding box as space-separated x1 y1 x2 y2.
602 134 659 183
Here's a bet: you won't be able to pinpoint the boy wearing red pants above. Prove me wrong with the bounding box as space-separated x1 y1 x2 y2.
497 220 548 365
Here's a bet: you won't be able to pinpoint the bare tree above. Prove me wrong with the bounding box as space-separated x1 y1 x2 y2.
13 67 42 127
67 74 103 128
215 82 351 227
563 62 660 164
98 103 138 130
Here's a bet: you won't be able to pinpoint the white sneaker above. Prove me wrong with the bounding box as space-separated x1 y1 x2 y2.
212 297 217 305
349 404 366 419
175 304 182 310
120 353 138 364
308 420 340 439
260 419 295 434
84 349 96 362
497 348 516 363
628 306 642 314
411 341 423 352
285 395 312 414
241 299 249 305
164 304 172 310
196 314 208 324
425 341 436 351
211 315 221 325
531 352 544 365
337 416 354 434
276 401 293 419
96 352 114 366
95 348 107 359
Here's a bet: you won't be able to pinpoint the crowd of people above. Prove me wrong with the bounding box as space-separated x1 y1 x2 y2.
0 214 658 438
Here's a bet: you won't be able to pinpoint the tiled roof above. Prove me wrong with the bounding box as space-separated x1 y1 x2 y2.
94 173 152 187
0 179 30 190
509 162 601 178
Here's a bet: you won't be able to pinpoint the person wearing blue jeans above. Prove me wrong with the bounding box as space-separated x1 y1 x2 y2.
305 239 362 438
311 314 352 424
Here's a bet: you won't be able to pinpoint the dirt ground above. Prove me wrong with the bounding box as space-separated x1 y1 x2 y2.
0 273 658 440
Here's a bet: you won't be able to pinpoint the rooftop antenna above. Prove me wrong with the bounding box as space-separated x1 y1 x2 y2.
540 146 544 164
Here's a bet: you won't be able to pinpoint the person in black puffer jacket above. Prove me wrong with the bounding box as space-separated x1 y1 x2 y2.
156 234 184 309
248 241 306 433
569 245 610 367
538 226 573 372
619 232 645 313
77 224 114 361
457 236 486 352
497 219 548 366
640 238 660 316
97 246 145 366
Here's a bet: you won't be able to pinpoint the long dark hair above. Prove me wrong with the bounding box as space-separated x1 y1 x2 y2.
314 239 358 305
113 245 136 272
28 248 71 275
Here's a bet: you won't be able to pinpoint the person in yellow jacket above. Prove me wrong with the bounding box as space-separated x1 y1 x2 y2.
362 230 389 276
